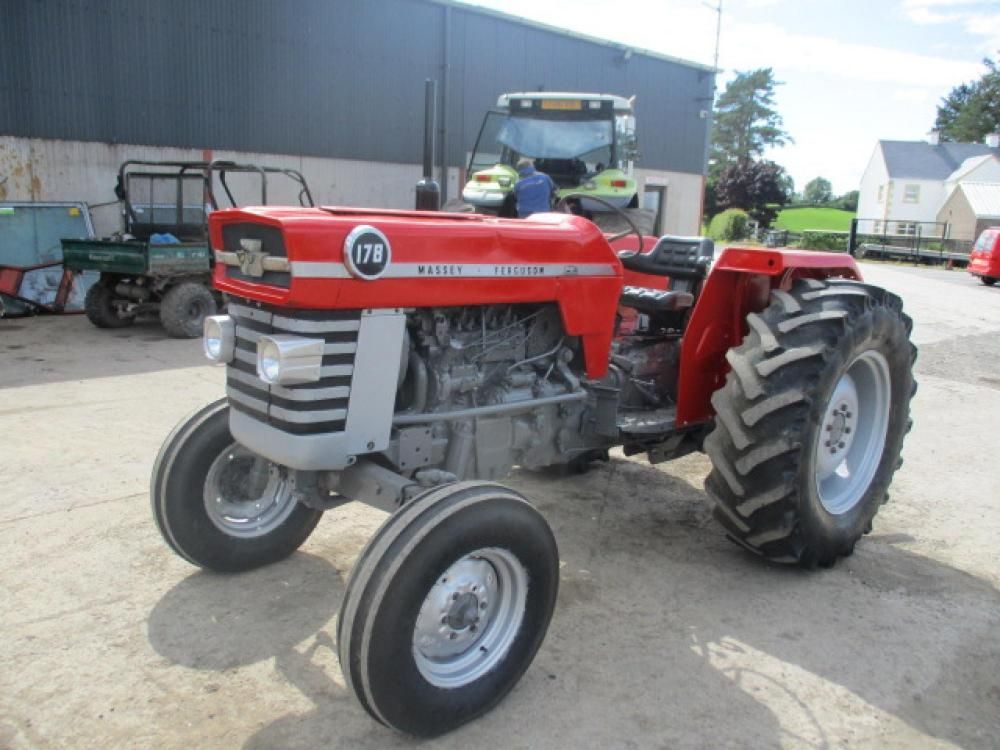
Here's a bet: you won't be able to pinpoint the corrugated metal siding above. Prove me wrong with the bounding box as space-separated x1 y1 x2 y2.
961 182 1000 219
0 0 713 174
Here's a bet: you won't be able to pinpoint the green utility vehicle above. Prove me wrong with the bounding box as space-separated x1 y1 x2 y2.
461 92 639 218
63 160 313 337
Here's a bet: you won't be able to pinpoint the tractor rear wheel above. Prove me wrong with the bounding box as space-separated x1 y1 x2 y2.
337 482 558 737
703 277 917 567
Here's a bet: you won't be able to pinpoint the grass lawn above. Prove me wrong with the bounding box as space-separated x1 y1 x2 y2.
775 206 854 232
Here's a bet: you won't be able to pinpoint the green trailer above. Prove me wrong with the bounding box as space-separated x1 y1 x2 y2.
62 160 313 337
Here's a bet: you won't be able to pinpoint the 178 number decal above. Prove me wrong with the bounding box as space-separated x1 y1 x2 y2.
344 226 391 280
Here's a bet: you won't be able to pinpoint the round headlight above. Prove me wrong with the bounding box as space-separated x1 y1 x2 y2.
202 315 234 364
258 339 282 384
204 333 223 361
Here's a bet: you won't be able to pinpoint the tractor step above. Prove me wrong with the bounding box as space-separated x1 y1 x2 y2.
617 406 677 436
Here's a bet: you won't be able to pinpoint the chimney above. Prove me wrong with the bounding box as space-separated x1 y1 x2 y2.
927 130 940 145
986 133 1000 148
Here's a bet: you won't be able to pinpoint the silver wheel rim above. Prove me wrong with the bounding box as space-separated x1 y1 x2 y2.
814 350 892 515
203 443 297 538
412 547 528 689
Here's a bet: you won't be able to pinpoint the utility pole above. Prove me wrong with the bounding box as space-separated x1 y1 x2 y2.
702 0 723 73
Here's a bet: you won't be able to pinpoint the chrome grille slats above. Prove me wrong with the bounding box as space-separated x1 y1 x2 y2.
270 314 361 334
225 297 361 435
227 368 351 402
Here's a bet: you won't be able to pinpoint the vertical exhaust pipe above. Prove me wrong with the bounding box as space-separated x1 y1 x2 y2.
415 79 441 211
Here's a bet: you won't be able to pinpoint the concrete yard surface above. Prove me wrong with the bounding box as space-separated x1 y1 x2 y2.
1 262 999 749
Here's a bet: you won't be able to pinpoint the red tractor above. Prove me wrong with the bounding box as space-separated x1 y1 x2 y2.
152 204 915 736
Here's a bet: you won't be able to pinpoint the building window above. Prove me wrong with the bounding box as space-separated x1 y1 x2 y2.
877 185 884 203
896 222 917 236
903 184 920 203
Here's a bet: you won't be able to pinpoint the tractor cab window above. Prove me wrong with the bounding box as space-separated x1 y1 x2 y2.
615 113 638 168
497 116 613 187
497 117 612 162
468 111 512 174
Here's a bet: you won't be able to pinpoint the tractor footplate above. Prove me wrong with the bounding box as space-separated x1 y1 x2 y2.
617 406 678 435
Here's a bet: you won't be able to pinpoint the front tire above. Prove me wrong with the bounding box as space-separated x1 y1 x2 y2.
151 399 322 572
337 482 559 737
704 277 916 567
980 276 997 286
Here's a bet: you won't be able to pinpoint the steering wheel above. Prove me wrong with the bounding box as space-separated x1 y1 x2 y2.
554 192 644 253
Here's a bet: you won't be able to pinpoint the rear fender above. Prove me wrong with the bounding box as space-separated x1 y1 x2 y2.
675 246 861 428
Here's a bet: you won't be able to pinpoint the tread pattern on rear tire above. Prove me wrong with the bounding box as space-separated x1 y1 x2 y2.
703 277 917 567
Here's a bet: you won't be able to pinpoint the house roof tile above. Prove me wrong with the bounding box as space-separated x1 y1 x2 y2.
880 140 1000 180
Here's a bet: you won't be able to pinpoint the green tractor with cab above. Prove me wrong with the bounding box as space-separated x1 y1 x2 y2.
461 92 643 223
62 160 313 337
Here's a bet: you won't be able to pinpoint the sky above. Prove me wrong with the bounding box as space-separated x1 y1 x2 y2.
462 0 1000 195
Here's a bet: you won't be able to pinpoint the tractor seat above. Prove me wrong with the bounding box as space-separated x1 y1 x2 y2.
618 235 715 280
620 286 694 314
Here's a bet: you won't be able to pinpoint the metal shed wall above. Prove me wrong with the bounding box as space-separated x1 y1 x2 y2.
0 0 713 175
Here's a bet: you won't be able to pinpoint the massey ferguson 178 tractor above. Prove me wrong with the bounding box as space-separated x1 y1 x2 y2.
152 202 915 736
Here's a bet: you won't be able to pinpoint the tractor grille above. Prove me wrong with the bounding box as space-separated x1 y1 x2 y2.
225 298 361 435
222 223 291 288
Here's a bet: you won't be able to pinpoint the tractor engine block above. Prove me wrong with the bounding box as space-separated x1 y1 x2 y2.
390 304 604 479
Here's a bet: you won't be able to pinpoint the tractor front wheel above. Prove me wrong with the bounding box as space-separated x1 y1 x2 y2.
337 482 559 737
704 277 917 567
151 399 323 572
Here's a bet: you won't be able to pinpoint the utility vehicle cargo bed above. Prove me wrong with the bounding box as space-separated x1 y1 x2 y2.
62 239 211 276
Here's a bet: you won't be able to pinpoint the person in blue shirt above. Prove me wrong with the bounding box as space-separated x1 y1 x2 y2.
513 158 556 218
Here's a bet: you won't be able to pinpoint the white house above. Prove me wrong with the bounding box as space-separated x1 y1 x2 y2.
936 182 1000 242
857 136 1000 236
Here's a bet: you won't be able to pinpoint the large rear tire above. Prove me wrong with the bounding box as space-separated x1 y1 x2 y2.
337 482 559 737
160 282 216 338
84 280 134 329
704 277 917 567
151 399 323 572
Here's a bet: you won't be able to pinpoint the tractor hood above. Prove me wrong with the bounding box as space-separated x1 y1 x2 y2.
210 205 623 311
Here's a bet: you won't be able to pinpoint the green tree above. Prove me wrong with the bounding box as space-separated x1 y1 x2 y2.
803 177 833 204
779 172 795 203
838 190 859 212
934 55 1000 142
714 159 790 228
709 68 792 179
